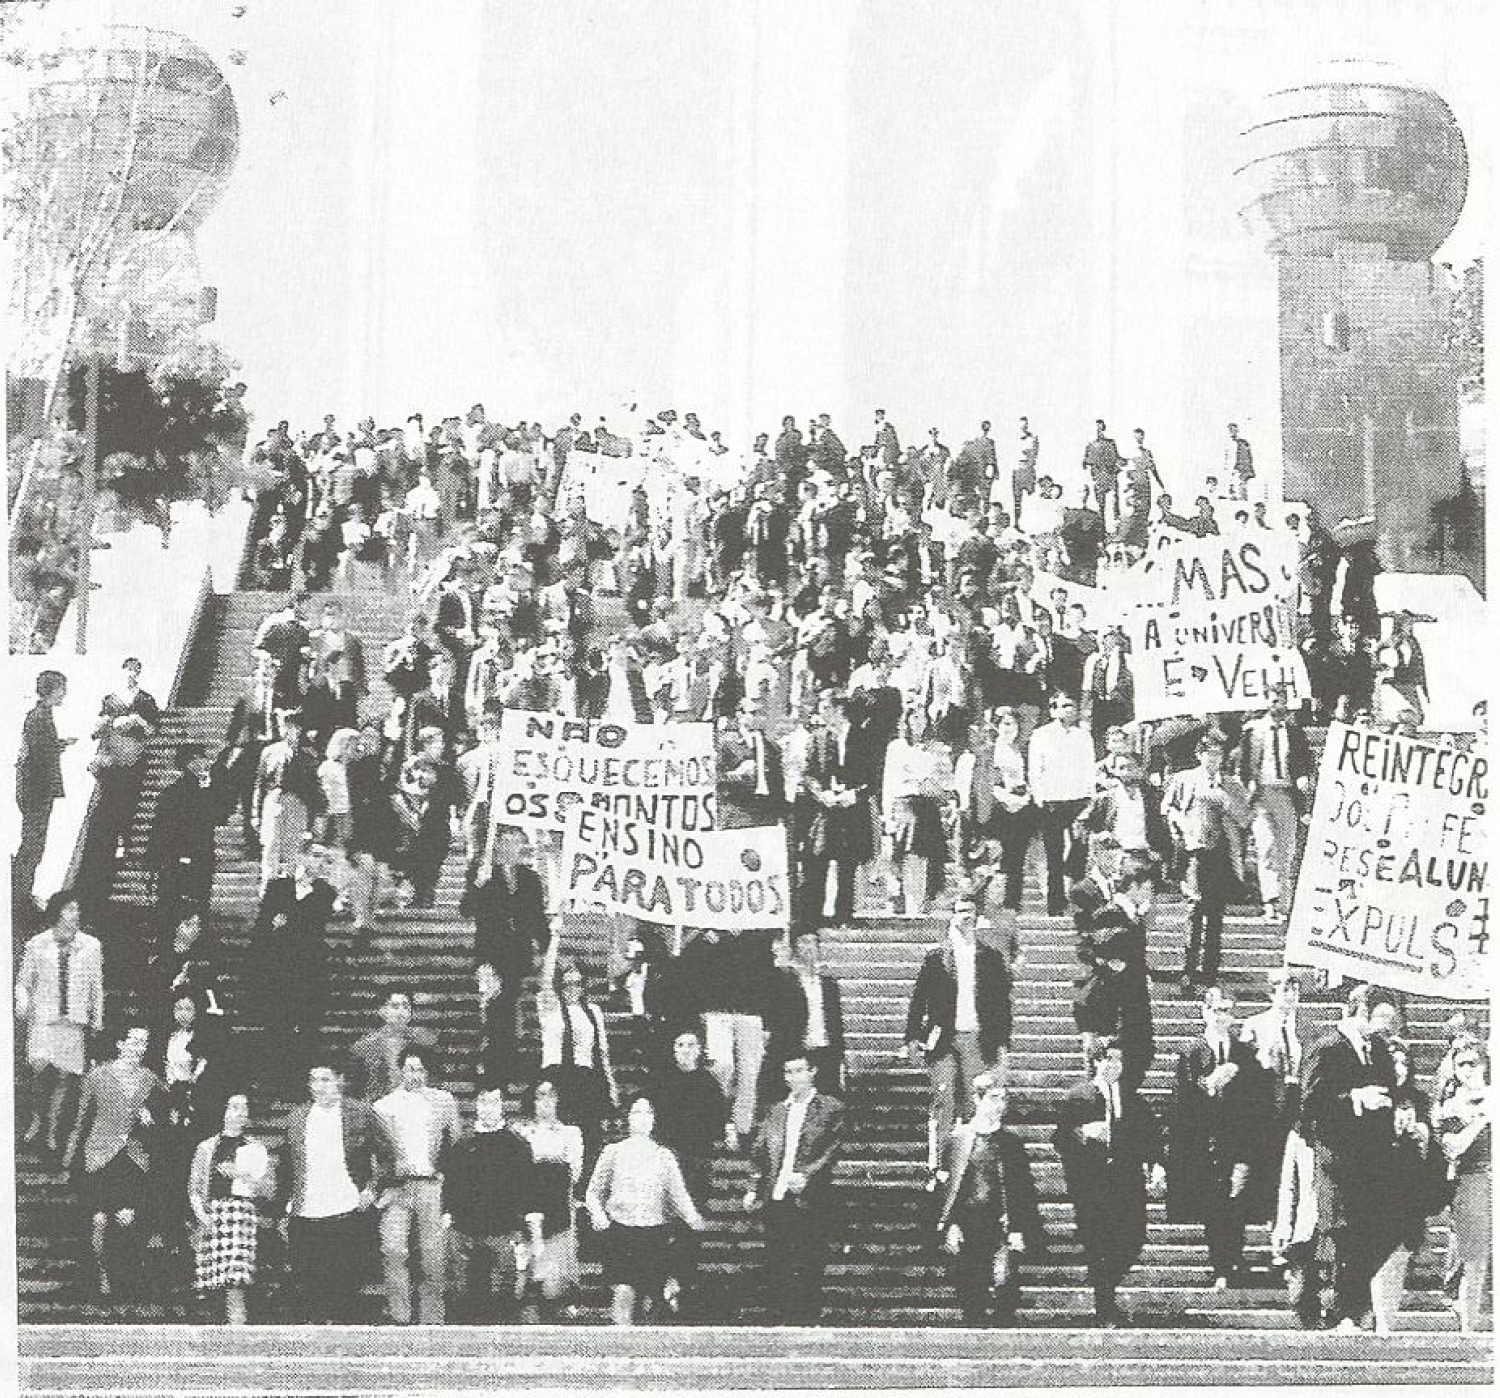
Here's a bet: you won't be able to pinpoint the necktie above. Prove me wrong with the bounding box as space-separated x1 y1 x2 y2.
1281 1023 1294 1071
58 944 71 1018
1105 1086 1117 1147
1216 1038 1227 1067
1273 726 1285 782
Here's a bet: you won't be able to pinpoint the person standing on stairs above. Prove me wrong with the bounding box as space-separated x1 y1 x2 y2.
936 1071 1046 1327
251 593 312 713
351 990 441 1105
148 746 226 930
65 1024 162 1303
743 1051 846 1326
1070 858 1156 1096
305 597 368 743
905 898 1015 1183
252 708 326 892
1233 684 1312 923
279 1058 394 1325
1053 1037 1166 1327
1028 692 1097 916
1238 969 1308 1232
1163 731 1250 990
14 668 72 921
220 655 280 858
1166 986 1260 1292
17 891 104 1156
373 1047 461 1325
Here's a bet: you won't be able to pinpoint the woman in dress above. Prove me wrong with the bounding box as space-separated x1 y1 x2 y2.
1369 1037 1443 1334
1435 1037 1492 1335
881 708 957 916
189 1092 274 1325
585 1096 706 1326
514 1075 585 1320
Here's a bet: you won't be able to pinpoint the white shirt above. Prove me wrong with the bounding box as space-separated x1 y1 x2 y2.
377 1087 436 1177
773 1094 813 1201
950 932 979 1034
1028 722 1096 804
165 1029 198 1086
299 1102 360 1218
800 970 828 1050
1112 783 1149 852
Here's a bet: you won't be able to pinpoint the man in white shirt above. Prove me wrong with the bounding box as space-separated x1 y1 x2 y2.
374 1048 461 1324
282 1060 393 1323
1029 693 1098 914
743 1053 846 1325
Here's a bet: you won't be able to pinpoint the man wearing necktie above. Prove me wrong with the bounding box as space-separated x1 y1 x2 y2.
1235 686 1312 922
1298 984 1396 1331
1054 1038 1165 1326
1239 970 1307 1224
1166 987 1260 1290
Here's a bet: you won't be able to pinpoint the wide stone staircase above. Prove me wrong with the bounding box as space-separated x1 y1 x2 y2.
12 579 1492 1383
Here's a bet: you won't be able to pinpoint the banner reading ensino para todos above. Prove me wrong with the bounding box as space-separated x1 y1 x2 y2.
492 709 716 833
562 807 790 930
1286 722 1490 999
1115 526 1308 722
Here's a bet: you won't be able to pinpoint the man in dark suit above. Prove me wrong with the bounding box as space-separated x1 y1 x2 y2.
434 559 480 723
797 694 871 927
1054 1037 1164 1326
350 991 440 1103
465 825 548 1071
1298 983 1396 1331
1081 420 1123 525
306 598 368 742
279 1057 395 1323
743 1052 845 1326
935 1070 1045 1326
948 422 996 514
221 655 281 855
904 900 1014 1178
1166 985 1260 1289
767 928 845 1098
1234 685 1313 921
252 594 311 710
146 746 225 927
716 697 785 828
1239 968 1308 1225
1071 858 1156 1095
14 669 71 915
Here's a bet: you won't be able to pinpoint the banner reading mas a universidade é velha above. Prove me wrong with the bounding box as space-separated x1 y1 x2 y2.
490 708 717 833
1115 525 1309 722
1286 721 1490 999
561 805 791 931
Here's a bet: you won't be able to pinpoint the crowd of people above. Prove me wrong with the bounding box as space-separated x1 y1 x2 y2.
12 398 1490 1333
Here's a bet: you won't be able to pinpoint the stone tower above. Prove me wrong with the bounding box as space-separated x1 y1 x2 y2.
1234 60 1472 576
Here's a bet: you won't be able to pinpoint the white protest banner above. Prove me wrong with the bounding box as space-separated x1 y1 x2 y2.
1114 524 1308 721
1286 722 1490 1000
562 807 791 930
491 709 717 833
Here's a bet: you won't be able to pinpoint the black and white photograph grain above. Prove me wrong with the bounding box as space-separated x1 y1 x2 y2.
2 0 1493 1393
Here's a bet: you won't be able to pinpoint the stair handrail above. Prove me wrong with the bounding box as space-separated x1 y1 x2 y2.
167 566 215 707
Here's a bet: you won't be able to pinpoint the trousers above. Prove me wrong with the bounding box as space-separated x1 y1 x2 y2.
705 1012 766 1138
380 1178 447 1323
1250 786 1299 906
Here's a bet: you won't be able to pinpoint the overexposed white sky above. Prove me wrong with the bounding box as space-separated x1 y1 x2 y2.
9 0 1495 494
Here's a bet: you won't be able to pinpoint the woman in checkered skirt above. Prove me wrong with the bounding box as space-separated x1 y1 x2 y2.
189 1093 275 1324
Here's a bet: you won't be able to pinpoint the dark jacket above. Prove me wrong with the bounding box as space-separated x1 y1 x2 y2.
280 1097 394 1215
906 940 1013 1064
1053 1079 1161 1267
747 1091 845 1205
1166 1036 1260 1222
442 1127 538 1236
766 968 846 1093
17 701 65 805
